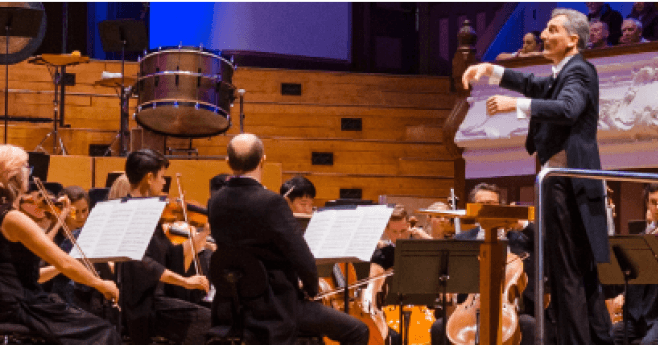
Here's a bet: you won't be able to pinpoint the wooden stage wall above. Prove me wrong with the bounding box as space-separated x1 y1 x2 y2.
48 155 282 204
2 58 460 214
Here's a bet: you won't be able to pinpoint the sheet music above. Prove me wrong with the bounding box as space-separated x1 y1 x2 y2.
70 198 167 262
304 205 393 262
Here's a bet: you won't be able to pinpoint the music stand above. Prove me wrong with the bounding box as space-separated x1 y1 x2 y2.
98 19 148 157
0 7 43 144
597 235 658 345
384 239 486 345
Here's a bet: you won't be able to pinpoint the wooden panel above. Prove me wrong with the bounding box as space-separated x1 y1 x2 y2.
93 156 281 205
48 155 93 190
287 173 454 205
93 157 126 188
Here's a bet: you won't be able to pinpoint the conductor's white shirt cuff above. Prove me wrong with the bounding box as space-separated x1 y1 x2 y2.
517 98 531 119
489 65 505 85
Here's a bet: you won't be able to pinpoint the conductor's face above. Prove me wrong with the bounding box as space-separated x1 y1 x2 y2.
541 15 578 64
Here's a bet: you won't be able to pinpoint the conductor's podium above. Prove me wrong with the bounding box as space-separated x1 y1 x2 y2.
418 203 534 345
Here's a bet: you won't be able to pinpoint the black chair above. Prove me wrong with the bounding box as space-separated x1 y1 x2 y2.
0 323 47 344
206 246 268 345
205 248 324 345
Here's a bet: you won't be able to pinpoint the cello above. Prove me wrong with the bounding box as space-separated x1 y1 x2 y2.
317 263 387 345
446 252 527 345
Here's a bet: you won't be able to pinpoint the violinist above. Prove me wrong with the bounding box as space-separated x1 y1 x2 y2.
209 134 369 344
21 181 66 238
0 144 120 344
280 175 316 215
363 204 411 345
38 187 97 305
430 183 550 345
408 201 455 240
118 149 210 345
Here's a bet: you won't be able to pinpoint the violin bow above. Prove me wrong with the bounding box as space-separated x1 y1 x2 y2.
314 269 395 300
175 173 203 276
33 178 120 310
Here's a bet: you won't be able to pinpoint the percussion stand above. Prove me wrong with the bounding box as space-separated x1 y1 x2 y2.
0 8 43 144
98 19 147 156
31 54 89 155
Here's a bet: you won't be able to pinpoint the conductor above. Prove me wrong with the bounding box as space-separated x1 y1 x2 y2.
462 8 612 345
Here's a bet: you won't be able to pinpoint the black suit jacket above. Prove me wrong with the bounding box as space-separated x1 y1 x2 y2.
500 53 609 263
208 177 318 344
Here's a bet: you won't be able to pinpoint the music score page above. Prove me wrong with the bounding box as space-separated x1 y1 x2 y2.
70 198 167 262
304 205 393 262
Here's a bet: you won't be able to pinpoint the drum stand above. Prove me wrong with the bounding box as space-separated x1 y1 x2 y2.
98 19 147 156
29 54 88 155
34 66 68 154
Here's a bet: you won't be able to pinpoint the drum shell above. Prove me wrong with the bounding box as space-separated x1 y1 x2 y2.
136 48 235 138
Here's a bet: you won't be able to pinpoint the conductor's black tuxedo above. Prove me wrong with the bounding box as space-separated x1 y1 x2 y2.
499 53 612 345
208 177 368 345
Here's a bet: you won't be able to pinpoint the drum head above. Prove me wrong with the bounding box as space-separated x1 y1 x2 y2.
136 102 230 138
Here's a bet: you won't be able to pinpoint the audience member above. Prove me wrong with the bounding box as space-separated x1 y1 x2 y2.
586 2 623 45
587 20 611 49
620 18 649 45
628 2 658 41
496 31 543 60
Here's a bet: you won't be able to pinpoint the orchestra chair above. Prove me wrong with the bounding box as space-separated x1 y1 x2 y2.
88 187 109 209
205 247 324 345
0 323 47 344
206 246 268 344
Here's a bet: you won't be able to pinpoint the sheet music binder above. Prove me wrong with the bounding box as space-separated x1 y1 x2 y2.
69 197 168 262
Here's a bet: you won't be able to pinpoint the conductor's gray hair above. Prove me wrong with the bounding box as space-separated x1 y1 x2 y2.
552 8 590 50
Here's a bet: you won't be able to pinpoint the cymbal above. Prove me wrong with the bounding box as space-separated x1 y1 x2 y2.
28 53 90 67
418 204 534 221
94 76 137 88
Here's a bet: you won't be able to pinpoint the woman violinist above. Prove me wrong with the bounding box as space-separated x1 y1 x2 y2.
0 144 120 344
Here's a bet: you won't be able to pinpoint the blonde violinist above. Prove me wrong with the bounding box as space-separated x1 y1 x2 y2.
0 144 120 344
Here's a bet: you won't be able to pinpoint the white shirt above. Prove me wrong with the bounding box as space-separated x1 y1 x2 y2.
489 55 576 120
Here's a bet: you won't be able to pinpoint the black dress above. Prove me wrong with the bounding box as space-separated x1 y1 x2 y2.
0 203 121 345
119 218 210 345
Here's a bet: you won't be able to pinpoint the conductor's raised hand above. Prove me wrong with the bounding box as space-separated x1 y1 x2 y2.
462 63 494 89
185 274 210 293
485 95 517 116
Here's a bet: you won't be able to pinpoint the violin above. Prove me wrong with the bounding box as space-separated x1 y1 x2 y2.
18 193 75 222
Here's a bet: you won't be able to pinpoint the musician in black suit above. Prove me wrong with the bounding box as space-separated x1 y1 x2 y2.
208 134 369 344
610 183 658 344
463 8 612 345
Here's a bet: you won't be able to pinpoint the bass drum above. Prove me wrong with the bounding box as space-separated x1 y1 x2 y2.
135 46 236 138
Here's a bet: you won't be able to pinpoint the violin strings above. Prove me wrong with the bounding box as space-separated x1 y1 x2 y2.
34 178 99 278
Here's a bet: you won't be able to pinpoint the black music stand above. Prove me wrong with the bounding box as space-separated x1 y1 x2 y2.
98 19 147 156
597 235 658 345
0 8 43 144
384 239 488 345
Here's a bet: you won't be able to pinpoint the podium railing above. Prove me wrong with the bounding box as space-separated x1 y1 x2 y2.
534 168 658 345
